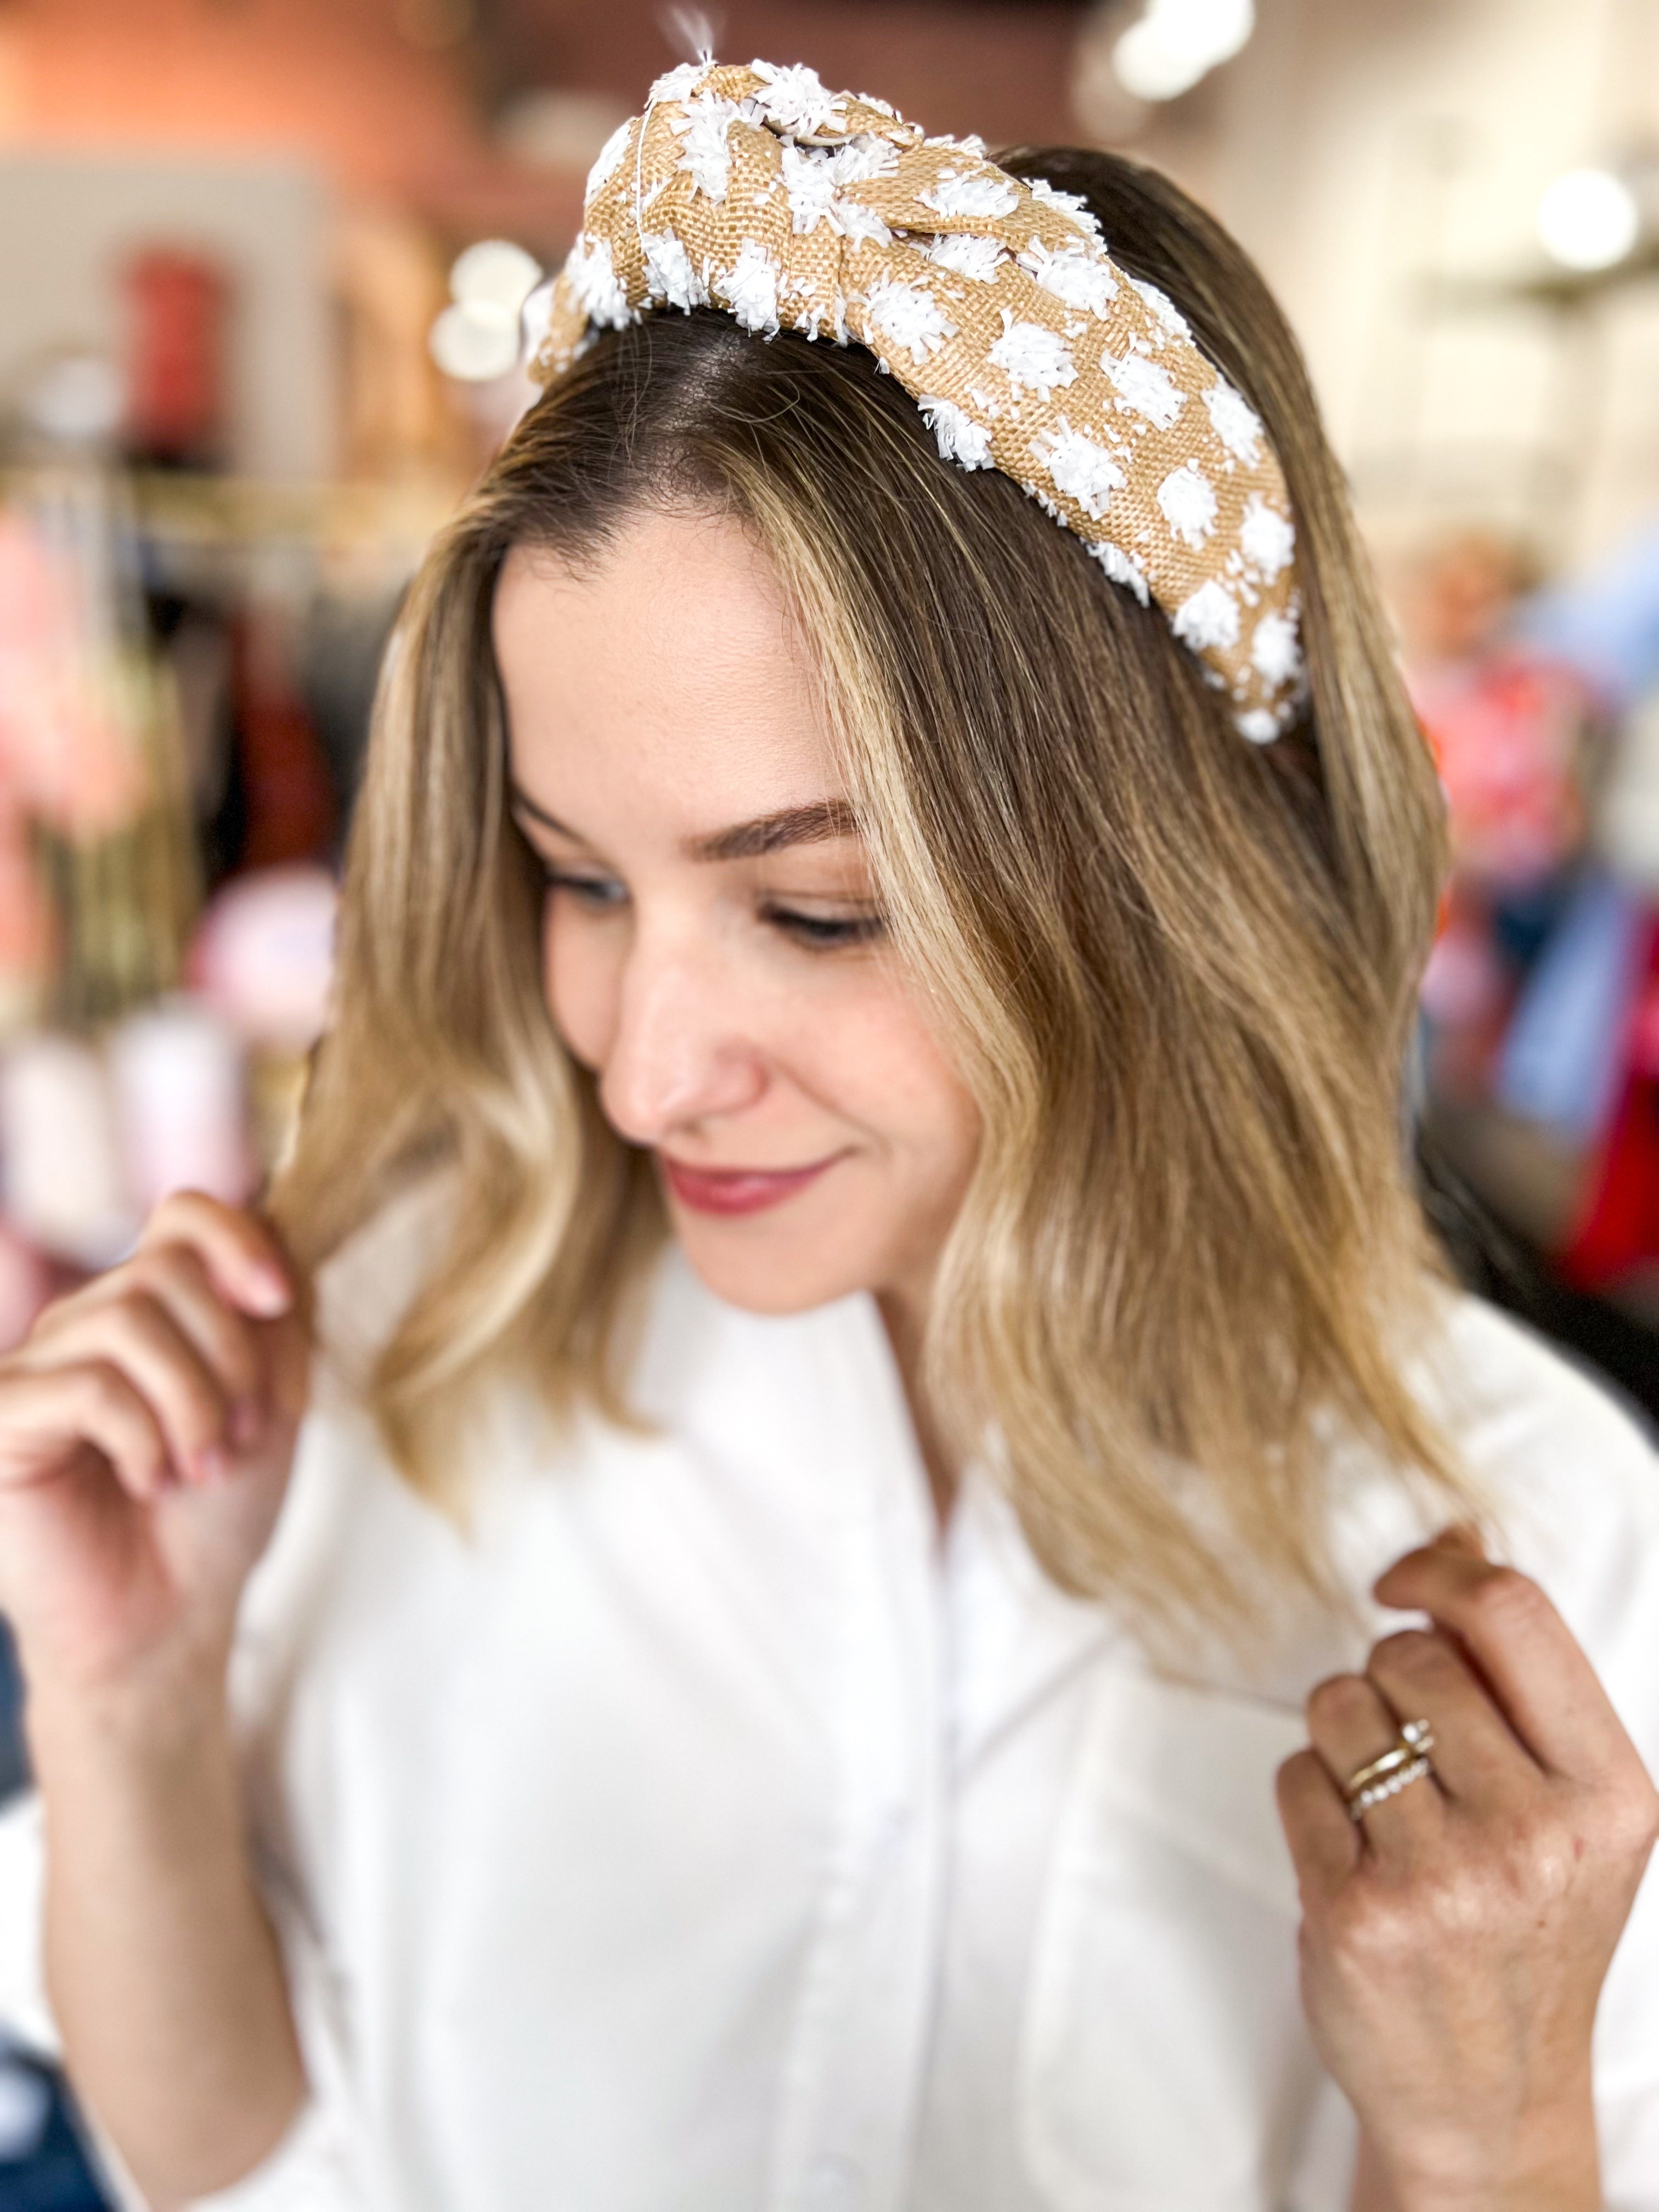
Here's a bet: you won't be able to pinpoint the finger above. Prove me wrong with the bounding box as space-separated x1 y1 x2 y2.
15 1294 233 1485
138 1192 294 1321
123 1242 268 1447
1305 1670 1443 1855
1433 1519 1487 1557
1365 1627 1536 1804
1375 1530 1633 1784
1276 1747 1359 1900
0 1361 170 1502
38 1239 309 1439
43 1245 269 1432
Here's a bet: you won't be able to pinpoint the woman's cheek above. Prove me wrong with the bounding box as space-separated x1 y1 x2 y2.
811 981 978 1158
543 910 618 1073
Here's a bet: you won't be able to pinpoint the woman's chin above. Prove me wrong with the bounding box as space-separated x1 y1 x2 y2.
668 1216 871 1317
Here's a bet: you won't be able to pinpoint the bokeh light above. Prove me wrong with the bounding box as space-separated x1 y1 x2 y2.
430 239 544 383
1537 167 1640 271
1113 0 1255 104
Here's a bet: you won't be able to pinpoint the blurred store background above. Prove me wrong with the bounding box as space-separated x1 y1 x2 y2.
1 0 1658 2195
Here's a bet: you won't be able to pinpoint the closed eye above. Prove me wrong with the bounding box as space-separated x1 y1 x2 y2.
533 854 881 950
763 904 885 951
540 866 628 910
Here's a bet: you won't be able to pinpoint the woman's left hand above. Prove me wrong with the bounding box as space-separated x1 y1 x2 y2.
1277 1523 1659 2212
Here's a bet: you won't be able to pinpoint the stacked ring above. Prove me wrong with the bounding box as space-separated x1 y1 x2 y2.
1344 1718 1436 1821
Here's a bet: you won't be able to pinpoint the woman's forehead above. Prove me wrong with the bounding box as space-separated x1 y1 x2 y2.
495 514 843 834
496 510 793 663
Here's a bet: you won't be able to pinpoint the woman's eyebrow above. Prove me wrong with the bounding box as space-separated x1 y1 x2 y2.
508 787 859 863
686 800 859 863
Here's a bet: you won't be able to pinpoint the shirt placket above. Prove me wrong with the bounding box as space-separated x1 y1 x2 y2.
766 1307 951 2212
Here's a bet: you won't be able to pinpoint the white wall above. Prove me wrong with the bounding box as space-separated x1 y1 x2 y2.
1148 0 1659 565
0 151 334 482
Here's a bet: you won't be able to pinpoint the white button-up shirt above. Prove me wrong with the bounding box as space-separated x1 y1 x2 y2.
3 1190 1659 2210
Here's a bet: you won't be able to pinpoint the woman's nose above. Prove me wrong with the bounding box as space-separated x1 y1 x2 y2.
597 934 768 1146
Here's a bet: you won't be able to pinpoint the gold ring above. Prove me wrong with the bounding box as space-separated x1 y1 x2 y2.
1344 1718 1435 1821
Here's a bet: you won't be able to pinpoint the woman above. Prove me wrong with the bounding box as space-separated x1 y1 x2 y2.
0 59 1656 2212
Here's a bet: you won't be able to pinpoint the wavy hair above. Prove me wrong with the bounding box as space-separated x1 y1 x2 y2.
272 149 1466 1639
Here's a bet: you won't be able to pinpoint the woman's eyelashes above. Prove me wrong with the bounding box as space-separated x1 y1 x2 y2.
538 865 884 952
760 902 886 952
541 867 627 910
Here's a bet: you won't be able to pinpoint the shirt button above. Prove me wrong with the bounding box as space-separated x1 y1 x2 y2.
804 2153 864 2207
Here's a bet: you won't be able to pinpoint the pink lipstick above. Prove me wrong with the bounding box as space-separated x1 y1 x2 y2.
660 1153 843 1217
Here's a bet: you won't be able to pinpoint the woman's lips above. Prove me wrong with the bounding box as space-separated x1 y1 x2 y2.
659 1152 844 1217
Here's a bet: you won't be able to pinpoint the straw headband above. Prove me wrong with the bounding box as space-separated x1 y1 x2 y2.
527 57 1302 742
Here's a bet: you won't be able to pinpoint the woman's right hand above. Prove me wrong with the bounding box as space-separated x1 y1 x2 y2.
0 1191 311 1706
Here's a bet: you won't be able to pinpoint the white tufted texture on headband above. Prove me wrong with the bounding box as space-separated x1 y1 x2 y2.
526 58 1303 741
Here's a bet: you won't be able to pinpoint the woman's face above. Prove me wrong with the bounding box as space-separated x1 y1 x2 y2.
494 509 980 1320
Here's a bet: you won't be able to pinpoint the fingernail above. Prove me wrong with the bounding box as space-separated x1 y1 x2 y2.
194 1445 229 1485
231 1400 263 1449
246 1268 291 1318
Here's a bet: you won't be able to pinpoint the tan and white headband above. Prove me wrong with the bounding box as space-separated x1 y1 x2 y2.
526 57 1302 741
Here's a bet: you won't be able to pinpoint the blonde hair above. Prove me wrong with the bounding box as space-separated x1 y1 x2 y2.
273 149 1465 1639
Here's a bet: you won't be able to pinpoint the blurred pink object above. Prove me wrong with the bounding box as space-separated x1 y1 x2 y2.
187 864 336 1049
0 512 150 840
1410 652 1593 889
109 999 255 1214
1420 911 1506 1029
0 1032 136 1265
0 510 153 1020
0 834 53 1026
0 1222 53 1353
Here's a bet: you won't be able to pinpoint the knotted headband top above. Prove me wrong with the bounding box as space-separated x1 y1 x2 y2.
526 57 1302 742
